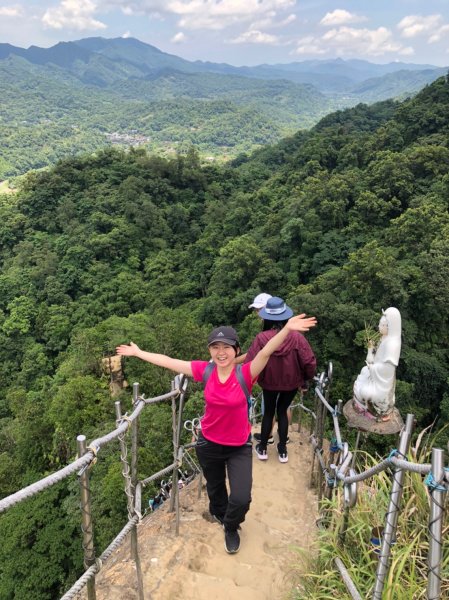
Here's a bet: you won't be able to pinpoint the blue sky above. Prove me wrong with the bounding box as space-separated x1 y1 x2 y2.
1 1 449 66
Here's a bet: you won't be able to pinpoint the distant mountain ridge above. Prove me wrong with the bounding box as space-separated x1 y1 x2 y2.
0 36 446 94
0 36 447 180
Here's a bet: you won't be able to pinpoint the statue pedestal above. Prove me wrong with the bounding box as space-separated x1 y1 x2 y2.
343 400 404 435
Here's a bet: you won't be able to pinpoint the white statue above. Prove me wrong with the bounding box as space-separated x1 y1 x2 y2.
353 307 402 420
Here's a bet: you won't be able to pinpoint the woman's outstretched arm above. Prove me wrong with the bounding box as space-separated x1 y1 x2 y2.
250 314 317 379
116 342 193 377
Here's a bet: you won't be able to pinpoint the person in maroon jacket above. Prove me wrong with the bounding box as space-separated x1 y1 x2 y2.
245 296 316 463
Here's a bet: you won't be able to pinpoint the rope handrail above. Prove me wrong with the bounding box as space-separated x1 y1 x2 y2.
140 462 179 488
0 373 197 600
334 456 432 485
60 515 140 600
0 452 93 513
310 434 434 485
0 385 181 514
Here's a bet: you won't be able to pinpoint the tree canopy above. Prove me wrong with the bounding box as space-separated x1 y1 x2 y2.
1 75 448 598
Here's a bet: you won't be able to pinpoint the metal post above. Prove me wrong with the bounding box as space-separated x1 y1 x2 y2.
427 448 445 600
169 379 179 519
115 402 134 519
309 393 319 489
174 376 187 535
297 390 304 433
372 413 415 600
339 507 350 545
351 430 361 469
334 557 363 600
175 375 187 448
77 435 96 600
316 400 326 500
131 383 145 600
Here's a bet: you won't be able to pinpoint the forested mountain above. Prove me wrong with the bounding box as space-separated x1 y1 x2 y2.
1 36 443 92
0 37 446 180
0 75 448 599
0 51 332 179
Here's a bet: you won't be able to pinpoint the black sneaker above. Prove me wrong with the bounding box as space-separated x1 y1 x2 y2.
277 443 288 463
224 528 240 554
254 433 274 444
255 443 268 460
277 431 290 444
278 449 288 463
212 514 224 525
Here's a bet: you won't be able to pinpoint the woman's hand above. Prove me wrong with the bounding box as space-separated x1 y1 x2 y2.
115 343 193 376
116 342 141 357
250 312 317 379
286 314 317 332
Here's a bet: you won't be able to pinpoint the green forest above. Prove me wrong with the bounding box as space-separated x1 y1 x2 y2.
0 54 334 180
2 35 445 181
0 75 449 598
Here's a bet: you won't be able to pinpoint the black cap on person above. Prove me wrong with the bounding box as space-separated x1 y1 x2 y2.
207 326 239 347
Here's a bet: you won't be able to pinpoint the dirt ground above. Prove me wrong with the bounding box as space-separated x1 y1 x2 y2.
92 426 318 600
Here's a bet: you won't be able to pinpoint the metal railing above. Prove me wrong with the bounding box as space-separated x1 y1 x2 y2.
0 375 199 600
305 363 448 600
1 364 447 600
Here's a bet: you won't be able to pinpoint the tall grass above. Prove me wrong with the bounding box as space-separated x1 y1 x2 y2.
293 439 449 599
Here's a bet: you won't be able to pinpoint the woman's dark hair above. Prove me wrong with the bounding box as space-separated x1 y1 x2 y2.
263 319 288 331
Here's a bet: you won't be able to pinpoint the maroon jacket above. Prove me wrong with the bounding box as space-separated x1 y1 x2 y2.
244 330 316 391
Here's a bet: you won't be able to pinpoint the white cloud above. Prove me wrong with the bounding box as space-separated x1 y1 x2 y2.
99 0 167 13
429 24 449 43
122 30 131 38
397 14 442 38
280 14 296 26
292 26 414 58
0 4 24 17
43 0 107 31
230 29 279 45
292 36 326 56
249 11 295 31
320 9 366 27
103 0 296 30
323 26 413 56
171 31 186 43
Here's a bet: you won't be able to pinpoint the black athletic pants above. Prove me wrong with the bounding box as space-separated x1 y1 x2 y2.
260 388 297 451
195 432 252 532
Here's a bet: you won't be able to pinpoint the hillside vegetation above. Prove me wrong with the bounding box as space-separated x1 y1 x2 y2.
0 75 448 598
0 36 445 179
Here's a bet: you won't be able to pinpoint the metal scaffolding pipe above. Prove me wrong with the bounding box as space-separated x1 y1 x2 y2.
131 384 145 600
372 413 415 600
77 435 97 600
426 448 445 600
334 558 363 600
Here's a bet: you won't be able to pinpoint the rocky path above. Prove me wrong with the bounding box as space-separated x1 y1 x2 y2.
93 427 318 600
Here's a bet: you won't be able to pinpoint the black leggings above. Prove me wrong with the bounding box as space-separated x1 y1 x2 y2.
260 389 297 450
195 433 252 531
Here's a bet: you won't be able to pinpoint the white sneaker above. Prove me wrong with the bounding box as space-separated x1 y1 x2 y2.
255 444 268 460
278 452 288 463
277 444 288 463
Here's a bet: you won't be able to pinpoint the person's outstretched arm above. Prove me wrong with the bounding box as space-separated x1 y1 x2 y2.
234 352 247 365
250 314 317 379
116 342 193 377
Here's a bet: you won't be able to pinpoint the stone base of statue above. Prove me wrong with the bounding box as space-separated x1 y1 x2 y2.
343 400 404 435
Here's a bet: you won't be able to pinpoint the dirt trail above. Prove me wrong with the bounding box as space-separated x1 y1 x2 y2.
94 427 318 600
